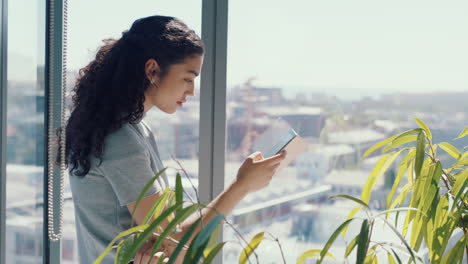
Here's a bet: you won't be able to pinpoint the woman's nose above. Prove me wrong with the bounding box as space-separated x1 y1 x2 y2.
187 86 195 96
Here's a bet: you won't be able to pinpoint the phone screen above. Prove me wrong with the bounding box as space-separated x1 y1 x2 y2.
263 129 297 158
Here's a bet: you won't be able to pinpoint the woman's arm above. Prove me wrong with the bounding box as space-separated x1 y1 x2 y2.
128 150 286 260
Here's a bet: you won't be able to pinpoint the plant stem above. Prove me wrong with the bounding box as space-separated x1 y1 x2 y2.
265 232 286 264
426 152 454 193
365 220 374 259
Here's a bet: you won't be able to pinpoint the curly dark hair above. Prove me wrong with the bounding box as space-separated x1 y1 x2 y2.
58 15 204 177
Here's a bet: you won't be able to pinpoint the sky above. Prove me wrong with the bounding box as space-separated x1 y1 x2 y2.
8 0 468 98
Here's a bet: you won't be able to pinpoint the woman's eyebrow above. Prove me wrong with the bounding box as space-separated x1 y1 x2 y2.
187 70 199 77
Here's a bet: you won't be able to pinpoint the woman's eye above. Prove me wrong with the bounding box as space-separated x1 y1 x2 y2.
184 79 193 83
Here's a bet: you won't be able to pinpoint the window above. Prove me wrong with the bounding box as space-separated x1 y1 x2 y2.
3 1 468 263
61 239 74 261
66 1 202 262
5 0 46 263
14 233 36 257
224 0 468 262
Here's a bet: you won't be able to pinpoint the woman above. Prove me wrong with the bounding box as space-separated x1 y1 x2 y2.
62 15 286 264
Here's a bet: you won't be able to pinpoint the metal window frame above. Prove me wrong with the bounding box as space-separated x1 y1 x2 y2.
44 0 63 263
199 0 229 263
0 0 7 263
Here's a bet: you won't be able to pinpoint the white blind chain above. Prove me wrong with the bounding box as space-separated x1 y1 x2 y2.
47 0 68 242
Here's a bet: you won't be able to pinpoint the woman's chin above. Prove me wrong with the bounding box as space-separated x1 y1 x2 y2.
155 105 177 114
163 107 177 114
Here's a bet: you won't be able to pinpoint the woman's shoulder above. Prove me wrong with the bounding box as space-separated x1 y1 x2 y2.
101 122 148 160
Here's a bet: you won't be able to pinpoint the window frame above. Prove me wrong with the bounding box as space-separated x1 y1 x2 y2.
0 0 7 263
199 0 229 262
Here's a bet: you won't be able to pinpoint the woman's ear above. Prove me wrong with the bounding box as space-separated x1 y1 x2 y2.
144 58 161 81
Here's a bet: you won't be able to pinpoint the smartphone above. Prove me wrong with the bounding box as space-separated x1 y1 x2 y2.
263 128 298 157
252 120 308 173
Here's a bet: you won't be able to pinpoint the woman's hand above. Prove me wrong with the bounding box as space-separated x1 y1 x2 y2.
234 150 287 194
134 239 167 264
133 235 186 264
134 239 168 264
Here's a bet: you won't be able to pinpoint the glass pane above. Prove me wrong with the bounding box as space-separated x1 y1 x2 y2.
5 0 46 263
67 1 201 263
225 0 468 262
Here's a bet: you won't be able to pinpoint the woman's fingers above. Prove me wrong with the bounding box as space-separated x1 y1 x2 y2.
261 150 287 167
134 240 153 264
248 151 264 162
148 252 165 264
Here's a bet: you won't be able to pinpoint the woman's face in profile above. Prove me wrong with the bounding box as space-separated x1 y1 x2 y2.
144 54 203 114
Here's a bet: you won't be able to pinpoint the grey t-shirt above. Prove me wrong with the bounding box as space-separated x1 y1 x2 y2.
69 119 169 264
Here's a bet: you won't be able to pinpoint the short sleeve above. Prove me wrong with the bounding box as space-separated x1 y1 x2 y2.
99 127 162 207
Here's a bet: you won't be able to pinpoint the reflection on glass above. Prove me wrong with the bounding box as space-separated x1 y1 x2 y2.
225 0 468 262
6 0 45 263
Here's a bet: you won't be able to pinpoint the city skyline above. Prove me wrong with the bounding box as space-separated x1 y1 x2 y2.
8 0 468 97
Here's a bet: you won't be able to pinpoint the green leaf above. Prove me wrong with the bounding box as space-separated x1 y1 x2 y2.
239 232 265 264
362 135 397 159
203 242 226 264
451 159 468 168
343 207 361 237
380 217 417 264
402 160 430 238
438 142 462 160
393 129 424 143
203 221 222 258
361 128 421 159
391 249 402 264
364 252 377 264
389 183 412 209
430 194 459 263
362 154 391 204
142 187 171 225
460 151 468 160
329 195 369 209
453 177 468 207
344 235 359 258
317 218 355 264
157 254 166 264
383 136 417 153
121 203 181 264
188 240 209 264
414 131 426 178
387 149 415 208
374 207 426 219
440 233 467 264
414 118 432 140
149 205 201 258
184 214 225 264
114 235 135 264
175 173 183 207
165 191 177 223
362 128 422 159
190 214 224 252
130 168 167 227
455 126 468 139
297 249 334 264
94 224 148 264
387 252 396 264
362 150 404 204
356 220 370 264
166 218 202 264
